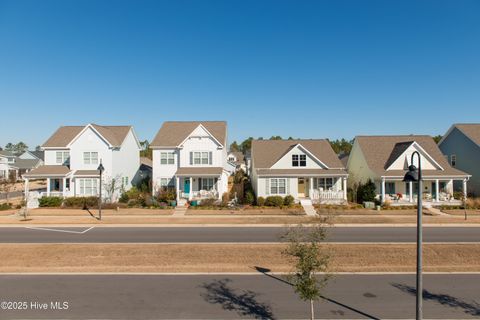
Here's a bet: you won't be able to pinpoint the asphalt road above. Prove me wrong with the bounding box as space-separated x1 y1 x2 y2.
0 226 479 243
0 274 478 319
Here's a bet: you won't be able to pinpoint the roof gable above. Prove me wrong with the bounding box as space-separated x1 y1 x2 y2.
440 123 480 148
271 144 328 169
385 141 443 171
251 139 344 169
42 124 132 148
355 135 466 177
150 121 227 148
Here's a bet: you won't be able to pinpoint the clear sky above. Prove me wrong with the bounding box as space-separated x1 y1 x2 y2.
0 0 479 148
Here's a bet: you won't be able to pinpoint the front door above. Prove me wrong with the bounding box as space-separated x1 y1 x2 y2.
298 178 305 197
184 178 190 196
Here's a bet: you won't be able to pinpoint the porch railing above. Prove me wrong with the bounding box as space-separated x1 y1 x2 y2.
181 190 218 199
40 191 64 198
311 189 344 201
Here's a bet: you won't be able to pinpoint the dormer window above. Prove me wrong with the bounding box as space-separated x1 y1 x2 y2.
292 154 306 167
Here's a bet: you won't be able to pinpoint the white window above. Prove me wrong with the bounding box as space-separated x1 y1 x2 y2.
159 178 174 188
190 151 212 165
56 151 70 164
160 152 175 165
83 152 99 165
314 178 335 191
201 178 215 191
292 154 306 167
451 154 456 167
78 178 98 196
270 178 287 195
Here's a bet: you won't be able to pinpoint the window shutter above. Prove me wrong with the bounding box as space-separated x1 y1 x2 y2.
198 178 202 190
265 179 270 195
286 178 290 194
189 152 193 165
209 152 213 165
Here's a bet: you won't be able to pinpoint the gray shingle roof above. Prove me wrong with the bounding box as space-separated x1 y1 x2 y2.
150 121 227 147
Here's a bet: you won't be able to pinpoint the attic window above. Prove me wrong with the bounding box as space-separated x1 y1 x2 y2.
451 154 456 167
292 154 306 167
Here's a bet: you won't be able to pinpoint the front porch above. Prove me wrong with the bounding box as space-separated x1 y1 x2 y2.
299 176 348 204
174 167 226 202
379 177 468 206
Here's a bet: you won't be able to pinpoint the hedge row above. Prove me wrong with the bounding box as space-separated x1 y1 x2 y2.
257 195 295 207
38 196 98 208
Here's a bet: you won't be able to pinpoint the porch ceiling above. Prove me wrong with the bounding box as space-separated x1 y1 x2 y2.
23 165 71 178
175 167 223 176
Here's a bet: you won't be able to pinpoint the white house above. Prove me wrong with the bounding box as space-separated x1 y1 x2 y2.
23 124 141 202
250 139 348 204
347 135 471 205
0 150 42 180
150 121 235 203
227 151 247 172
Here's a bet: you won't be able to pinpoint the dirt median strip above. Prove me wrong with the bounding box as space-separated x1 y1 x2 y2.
0 243 479 273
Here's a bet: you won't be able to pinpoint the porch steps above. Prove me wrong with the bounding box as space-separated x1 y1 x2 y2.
299 198 318 216
173 199 188 216
424 206 450 216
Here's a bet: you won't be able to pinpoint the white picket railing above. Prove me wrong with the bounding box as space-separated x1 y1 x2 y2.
40 191 64 198
181 190 219 200
311 189 344 201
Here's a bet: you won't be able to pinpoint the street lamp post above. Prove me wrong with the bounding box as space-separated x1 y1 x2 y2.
403 151 423 320
97 160 105 221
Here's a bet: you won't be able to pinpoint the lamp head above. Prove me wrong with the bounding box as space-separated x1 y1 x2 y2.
97 161 105 173
403 164 419 182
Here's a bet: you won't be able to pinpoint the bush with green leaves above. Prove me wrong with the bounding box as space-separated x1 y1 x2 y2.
38 196 63 207
119 186 141 203
0 203 12 211
155 188 176 203
265 196 284 207
283 195 295 206
357 179 376 203
256 196 266 206
244 190 255 205
63 197 98 208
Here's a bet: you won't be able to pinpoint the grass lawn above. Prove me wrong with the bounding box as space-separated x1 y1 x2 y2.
0 243 478 273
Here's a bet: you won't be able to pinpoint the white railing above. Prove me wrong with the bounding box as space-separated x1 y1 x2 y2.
40 191 64 198
181 190 219 199
311 189 344 201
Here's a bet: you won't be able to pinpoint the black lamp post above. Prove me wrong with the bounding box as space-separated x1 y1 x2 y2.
403 151 422 320
97 160 105 220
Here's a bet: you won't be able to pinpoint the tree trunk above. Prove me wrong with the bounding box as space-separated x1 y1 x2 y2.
310 299 314 320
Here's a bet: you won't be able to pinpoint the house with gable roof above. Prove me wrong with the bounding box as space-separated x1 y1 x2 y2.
23 124 141 202
250 139 348 203
439 123 480 196
150 121 235 203
347 135 470 205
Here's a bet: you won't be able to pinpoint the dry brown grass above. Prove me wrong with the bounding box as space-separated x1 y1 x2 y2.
0 243 478 273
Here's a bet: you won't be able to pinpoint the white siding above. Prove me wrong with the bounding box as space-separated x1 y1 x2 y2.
271 145 324 169
111 129 140 191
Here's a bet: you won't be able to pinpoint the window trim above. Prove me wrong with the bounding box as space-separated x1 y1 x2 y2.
190 151 212 166
270 178 287 195
450 154 456 167
160 152 175 165
56 151 70 164
83 152 99 165
78 178 98 196
292 154 307 167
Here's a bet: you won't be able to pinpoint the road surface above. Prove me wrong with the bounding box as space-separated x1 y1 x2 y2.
0 226 478 243
0 274 478 319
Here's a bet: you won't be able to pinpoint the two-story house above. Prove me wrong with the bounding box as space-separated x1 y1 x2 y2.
0 151 17 180
250 139 348 204
439 124 480 196
150 121 234 203
0 150 42 180
23 124 141 202
347 135 470 205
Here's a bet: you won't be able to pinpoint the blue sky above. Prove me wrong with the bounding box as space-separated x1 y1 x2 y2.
0 0 479 148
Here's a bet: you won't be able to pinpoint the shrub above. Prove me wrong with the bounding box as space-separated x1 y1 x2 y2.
244 190 255 205
283 195 295 206
0 203 12 211
63 197 98 208
265 196 284 207
257 196 266 206
453 191 464 200
199 198 217 207
38 196 63 207
155 188 176 203
357 179 376 203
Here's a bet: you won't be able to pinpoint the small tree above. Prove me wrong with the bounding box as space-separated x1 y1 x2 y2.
357 179 376 203
282 223 331 320
102 175 123 203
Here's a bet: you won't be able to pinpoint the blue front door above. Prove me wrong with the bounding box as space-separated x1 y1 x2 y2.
184 178 190 195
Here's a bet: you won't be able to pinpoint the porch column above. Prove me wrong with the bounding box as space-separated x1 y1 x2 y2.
24 178 29 201
309 177 314 198
175 176 180 201
435 179 439 202
62 177 67 197
381 178 386 203
448 179 454 194
217 176 222 200
409 181 413 203
46 178 51 196
342 177 347 200
463 179 468 200
188 177 192 201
